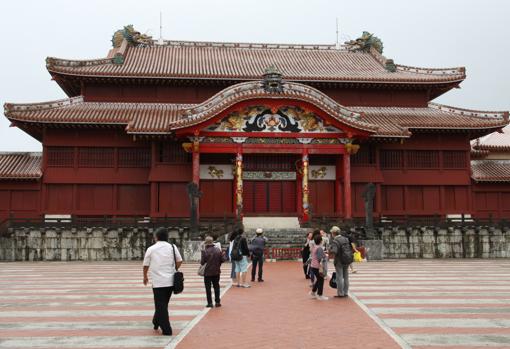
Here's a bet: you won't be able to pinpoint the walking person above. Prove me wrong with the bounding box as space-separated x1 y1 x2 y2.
329 226 354 298
231 227 251 288
309 231 328 301
250 228 267 282
301 232 312 279
200 236 223 308
228 230 238 280
143 227 183 336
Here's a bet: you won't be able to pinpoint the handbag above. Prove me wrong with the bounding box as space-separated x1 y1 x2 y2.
329 272 337 288
171 244 184 294
198 263 207 276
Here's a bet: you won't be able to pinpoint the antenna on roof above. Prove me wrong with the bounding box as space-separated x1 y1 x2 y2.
158 11 164 45
335 18 340 49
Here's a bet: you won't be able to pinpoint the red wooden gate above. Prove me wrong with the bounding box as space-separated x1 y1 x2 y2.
244 181 296 215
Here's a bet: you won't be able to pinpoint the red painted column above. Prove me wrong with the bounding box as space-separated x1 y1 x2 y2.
235 151 243 219
192 140 200 219
335 156 342 215
343 153 352 220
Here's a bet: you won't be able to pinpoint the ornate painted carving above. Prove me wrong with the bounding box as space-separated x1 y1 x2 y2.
243 171 296 181
309 165 336 180
205 106 342 134
311 167 327 179
208 166 224 179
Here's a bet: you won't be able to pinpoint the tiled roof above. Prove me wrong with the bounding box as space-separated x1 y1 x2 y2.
45 40 466 84
5 81 508 137
471 160 510 182
0 153 42 180
6 97 508 138
472 125 510 152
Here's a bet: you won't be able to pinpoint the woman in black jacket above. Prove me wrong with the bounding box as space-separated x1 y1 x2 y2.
200 236 223 307
231 228 251 288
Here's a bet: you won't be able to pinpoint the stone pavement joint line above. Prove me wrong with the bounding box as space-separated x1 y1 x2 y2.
0 261 232 349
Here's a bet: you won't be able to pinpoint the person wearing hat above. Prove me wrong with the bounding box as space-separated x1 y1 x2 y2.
250 228 267 282
328 226 353 298
200 235 224 307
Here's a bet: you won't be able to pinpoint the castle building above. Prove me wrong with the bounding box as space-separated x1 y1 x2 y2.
1 28 509 224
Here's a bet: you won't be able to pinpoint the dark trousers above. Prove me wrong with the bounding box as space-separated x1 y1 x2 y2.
204 275 221 305
251 254 264 280
152 286 174 335
311 267 324 296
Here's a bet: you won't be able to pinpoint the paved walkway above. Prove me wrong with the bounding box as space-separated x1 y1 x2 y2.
176 261 401 349
2 260 510 348
350 259 510 349
0 261 231 349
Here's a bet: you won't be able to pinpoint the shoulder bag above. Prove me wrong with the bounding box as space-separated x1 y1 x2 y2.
172 244 184 294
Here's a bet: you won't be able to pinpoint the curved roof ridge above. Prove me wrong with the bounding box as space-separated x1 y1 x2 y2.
160 39 338 51
4 96 84 115
396 64 465 76
429 102 509 120
46 56 113 69
170 80 379 133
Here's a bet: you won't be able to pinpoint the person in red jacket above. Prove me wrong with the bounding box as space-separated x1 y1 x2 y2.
200 236 224 307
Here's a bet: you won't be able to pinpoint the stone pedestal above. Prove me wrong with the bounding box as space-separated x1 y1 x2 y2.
182 240 204 262
360 239 383 260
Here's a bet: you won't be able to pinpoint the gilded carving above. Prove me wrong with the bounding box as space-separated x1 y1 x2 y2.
311 166 327 179
208 166 224 179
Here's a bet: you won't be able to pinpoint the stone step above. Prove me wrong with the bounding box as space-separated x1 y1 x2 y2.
243 217 301 230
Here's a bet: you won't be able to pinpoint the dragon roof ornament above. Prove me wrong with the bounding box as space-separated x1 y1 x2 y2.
112 25 153 48
345 31 384 54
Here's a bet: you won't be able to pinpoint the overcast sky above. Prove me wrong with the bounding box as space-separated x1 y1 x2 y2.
0 0 508 151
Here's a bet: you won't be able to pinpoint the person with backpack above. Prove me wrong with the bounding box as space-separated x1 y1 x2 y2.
329 226 353 298
230 227 251 288
250 228 267 282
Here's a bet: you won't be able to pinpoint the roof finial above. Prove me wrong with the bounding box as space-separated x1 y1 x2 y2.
335 18 340 49
158 12 164 45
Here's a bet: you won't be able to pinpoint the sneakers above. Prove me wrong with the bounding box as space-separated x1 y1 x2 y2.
206 303 213 308
258 279 264 282
215 303 222 307
241 284 251 288
309 291 316 298
316 295 329 301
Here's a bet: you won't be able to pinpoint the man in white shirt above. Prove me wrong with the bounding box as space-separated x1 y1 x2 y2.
143 227 183 336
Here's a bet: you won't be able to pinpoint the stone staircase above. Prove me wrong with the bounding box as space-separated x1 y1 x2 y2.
245 228 308 249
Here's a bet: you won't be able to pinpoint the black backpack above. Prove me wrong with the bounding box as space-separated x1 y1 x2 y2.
331 236 354 265
230 236 242 261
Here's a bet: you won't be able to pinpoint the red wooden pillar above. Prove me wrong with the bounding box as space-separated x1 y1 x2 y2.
150 141 158 217
335 156 342 215
192 140 200 219
343 153 352 220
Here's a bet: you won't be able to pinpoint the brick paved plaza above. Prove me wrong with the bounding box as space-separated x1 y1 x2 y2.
0 260 509 348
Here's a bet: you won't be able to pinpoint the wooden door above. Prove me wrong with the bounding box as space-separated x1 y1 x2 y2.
244 181 296 215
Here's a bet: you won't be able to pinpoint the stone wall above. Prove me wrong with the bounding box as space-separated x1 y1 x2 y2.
380 226 510 258
0 227 181 262
1 225 509 261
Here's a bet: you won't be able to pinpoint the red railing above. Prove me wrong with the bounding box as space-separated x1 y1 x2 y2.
263 248 302 260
